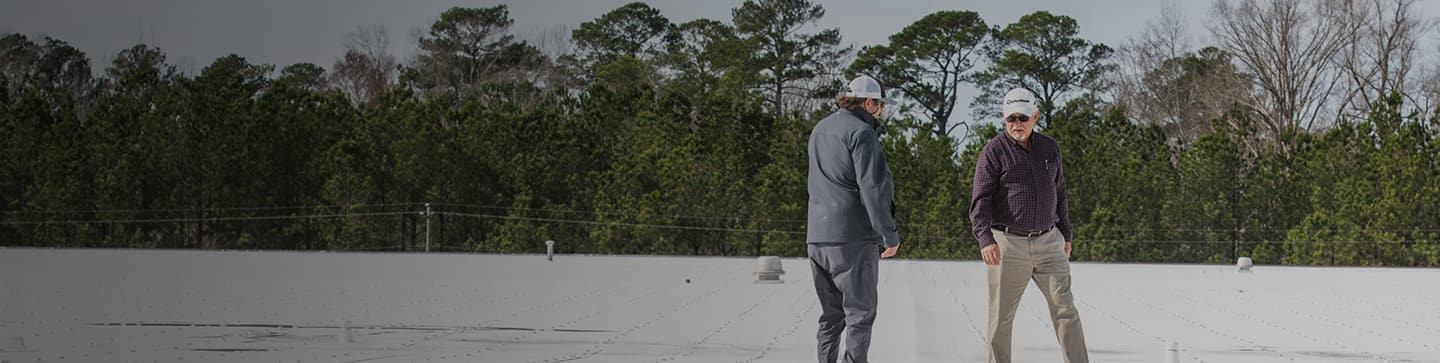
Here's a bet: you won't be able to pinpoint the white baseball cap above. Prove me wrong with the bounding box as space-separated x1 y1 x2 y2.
843 75 896 105
1001 87 1038 117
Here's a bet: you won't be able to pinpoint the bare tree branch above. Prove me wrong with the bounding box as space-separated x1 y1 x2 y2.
1210 0 1362 151
330 25 397 105
1335 0 1437 123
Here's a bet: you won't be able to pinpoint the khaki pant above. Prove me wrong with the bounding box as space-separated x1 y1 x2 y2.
987 227 1087 363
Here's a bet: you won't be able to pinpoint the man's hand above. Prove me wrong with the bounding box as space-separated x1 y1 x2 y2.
1065 241 1072 256
881 245 899 259
981 244 1000 265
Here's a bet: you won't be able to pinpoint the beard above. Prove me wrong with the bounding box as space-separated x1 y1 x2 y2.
1007 128 1028 142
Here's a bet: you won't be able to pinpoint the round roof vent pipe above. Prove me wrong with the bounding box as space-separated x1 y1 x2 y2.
754 256 785 283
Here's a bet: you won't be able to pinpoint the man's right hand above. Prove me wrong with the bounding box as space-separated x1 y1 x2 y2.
881 245 899 259
981 244 1000 265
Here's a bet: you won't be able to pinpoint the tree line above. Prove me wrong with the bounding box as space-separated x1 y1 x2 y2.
3 0 1438 266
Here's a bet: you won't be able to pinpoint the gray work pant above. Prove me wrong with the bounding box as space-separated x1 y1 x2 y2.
809 242 880 363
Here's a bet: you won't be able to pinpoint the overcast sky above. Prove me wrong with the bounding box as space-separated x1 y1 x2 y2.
4 0 1439 126
0 0 1237 73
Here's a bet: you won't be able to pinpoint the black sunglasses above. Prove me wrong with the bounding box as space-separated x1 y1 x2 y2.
1005 114 1030 123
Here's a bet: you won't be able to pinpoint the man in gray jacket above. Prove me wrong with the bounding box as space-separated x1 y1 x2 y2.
806 75 900 363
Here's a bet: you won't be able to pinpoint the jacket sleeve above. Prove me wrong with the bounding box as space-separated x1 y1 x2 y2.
969 143 1000 249
851 128 900 247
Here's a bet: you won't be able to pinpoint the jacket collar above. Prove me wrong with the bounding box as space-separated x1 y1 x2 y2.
845 108 883 133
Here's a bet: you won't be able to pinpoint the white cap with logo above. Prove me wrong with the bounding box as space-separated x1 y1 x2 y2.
1002 87 1038 117
844 75 897 105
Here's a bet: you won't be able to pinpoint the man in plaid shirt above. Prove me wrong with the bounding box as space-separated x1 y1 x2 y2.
969 87 1088 363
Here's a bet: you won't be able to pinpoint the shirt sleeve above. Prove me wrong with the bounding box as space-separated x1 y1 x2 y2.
969 143 1000 249
851 128 900 247
1054 149 1073 242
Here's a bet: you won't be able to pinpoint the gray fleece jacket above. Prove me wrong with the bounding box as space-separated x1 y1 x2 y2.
805 108 900 247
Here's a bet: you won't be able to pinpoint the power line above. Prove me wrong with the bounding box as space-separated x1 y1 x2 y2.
9 203 1436 234
4 204 1437 244
435 212 1439 244
434 211 806 235
0 211 415 225
431 203 808 224
0 203 422 215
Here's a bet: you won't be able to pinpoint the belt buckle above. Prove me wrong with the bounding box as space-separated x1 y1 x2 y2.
1007 226 1042 237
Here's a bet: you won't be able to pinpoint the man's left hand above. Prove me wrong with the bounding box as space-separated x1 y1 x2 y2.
1064 241 1072 256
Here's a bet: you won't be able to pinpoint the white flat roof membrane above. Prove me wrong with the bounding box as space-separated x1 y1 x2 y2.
2 249 1438 363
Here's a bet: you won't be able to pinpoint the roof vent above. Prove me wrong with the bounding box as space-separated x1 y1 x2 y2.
1164 341 1180 363
754 256 785 283
338 320 353 343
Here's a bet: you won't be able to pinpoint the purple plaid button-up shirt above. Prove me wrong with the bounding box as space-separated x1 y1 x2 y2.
969 131 1073 249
